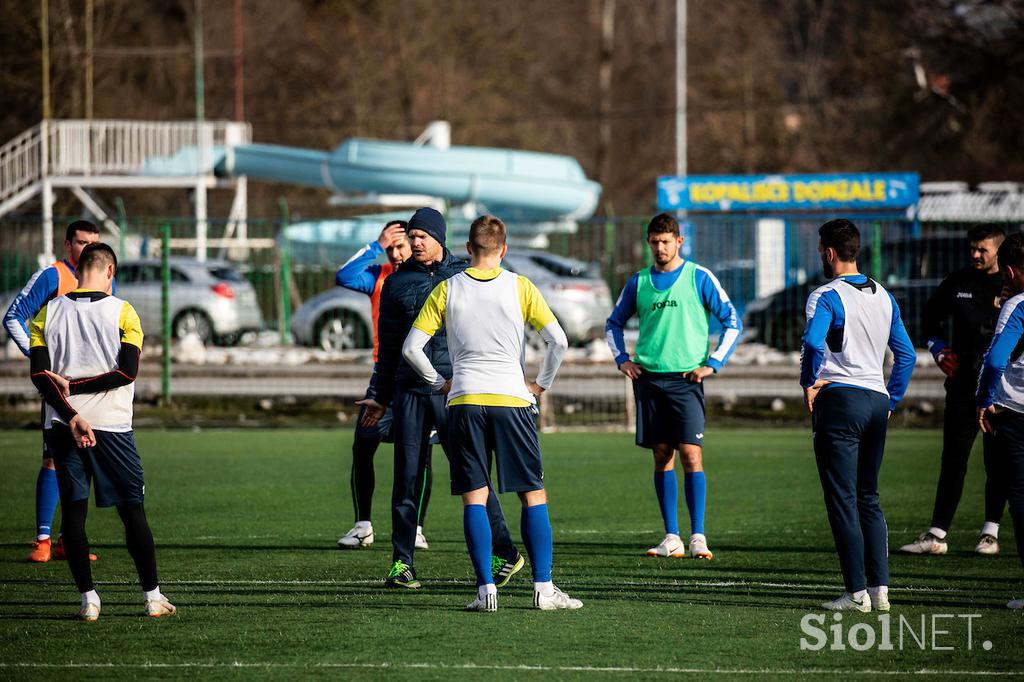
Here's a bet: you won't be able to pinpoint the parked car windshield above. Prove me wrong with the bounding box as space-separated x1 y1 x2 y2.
208 266 245 282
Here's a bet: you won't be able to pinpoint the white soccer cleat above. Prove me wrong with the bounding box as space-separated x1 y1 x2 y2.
822 592 871 613
869 588 890 613
646 533 686 557
1007 599 1024 610
337 522 374 549
144 597 177 618
898 532 947 555
466 592 498 612
534 586 583 611
78 602 101 622
415 526 429 550
975 534 999 555
688 533 714 560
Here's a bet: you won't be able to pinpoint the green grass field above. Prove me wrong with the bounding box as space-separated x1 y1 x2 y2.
0 428 1021 680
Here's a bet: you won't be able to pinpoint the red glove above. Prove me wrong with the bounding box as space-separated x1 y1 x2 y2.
936 350 958 378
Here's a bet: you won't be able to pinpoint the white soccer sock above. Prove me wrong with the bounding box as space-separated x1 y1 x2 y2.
534 580 554 595
477 583 497 599
868 585 888 598
354 520 372 530
981 522 999 538
143 587 163 603
37 533 50 541
851 589 868 600
81 590 100 608
927 526 947 540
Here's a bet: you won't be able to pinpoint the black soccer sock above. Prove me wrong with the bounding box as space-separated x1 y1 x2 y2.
60 498 94 593
351 435 379 523
117 503 159 592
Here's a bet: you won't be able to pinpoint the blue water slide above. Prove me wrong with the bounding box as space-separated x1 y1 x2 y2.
215 138 602 220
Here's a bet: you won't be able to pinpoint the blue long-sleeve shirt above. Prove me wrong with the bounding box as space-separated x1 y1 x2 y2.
799 274 916 411
3 260 74 357
336 241 385 295
604 261 742 373
977 293 1024 409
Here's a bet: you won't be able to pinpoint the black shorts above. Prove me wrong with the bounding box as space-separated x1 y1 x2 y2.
633 372 706 448
354 370 394 442
50 423 145 508
449 404 544 494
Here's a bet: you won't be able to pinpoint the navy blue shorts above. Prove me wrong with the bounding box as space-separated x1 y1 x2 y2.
354 369 394 442
633 372 706 448
50 424 145 508
449 404 544 494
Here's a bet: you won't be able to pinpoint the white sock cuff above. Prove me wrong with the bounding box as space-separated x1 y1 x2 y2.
534 580 554 594
36 534 50 541
927 526 947 540
867 585 888 596
478 583 497 598
143 587 163 602
82 590 100 607
851 589 868 600
981 522 999 538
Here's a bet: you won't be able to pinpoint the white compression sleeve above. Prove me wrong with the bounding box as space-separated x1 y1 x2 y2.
535 321 569 390
402 327 446 390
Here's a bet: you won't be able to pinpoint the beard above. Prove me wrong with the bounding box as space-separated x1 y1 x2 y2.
821 254 834 278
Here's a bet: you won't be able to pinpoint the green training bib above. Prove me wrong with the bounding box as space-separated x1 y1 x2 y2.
634 261 709 373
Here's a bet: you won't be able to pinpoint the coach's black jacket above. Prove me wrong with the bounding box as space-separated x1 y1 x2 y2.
374 248 468 407
922 266 1004 373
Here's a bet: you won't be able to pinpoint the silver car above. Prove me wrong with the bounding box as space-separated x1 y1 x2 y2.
291 250 612 351
116 258 263 345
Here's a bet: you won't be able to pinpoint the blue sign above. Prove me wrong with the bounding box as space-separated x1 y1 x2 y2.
657 172 919 212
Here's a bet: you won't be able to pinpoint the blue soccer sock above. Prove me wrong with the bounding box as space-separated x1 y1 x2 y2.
653 470 680 536
35 467 59 539
521 503 553 583
684 471 706 536
463 504 493 586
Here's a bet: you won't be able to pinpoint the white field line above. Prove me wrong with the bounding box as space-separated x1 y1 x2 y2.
0 662 1020 676
10 577 992 595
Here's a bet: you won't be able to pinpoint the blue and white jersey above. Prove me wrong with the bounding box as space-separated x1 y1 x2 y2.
800 274 915 412
604 260 741 372
3 261 74 357
977 292 1024 413
336 241 385 295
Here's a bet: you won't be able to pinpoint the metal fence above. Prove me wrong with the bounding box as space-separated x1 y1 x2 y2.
2 212 1018 430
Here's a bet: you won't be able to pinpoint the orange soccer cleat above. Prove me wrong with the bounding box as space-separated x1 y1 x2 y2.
27 538 52 562
51 537 98 562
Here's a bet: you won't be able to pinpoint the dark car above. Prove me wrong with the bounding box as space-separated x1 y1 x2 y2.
744 232 967 351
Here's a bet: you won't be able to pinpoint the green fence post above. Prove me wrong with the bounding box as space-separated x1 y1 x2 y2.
161 224 171 405
871 221 882 279
278 198 292 345
115 196 127 258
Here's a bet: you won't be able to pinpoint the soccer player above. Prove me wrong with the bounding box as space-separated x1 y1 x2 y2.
359 207 523 589
901 224 1008 556
335 220 434 551
29 243 175 621
402 214 580 612
605 212 741 560
4 220 101 563
976 231 1024 610
801 219 915 612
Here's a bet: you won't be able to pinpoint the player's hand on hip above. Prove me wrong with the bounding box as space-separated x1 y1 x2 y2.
618 360 643 379
526 381 544 397
978 405 998 433
439 379 452 395
44 370 70 397
355 399 385 427
69 414 96 448
684 366 714 383
935 350 959 378
803 380 830 413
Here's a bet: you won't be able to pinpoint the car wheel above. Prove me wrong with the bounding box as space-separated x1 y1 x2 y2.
316 311 370 351
173 309 215 345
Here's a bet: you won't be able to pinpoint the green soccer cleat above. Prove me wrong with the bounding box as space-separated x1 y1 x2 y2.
492 552 525 588
384 560 421 589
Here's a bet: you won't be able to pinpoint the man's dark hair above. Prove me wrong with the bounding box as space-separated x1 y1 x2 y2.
384 220 408 231
819 219 861 262
65 220 99 243
468 214 506 254
968 223 1006 245
998 232 1024 271
77 242 117 273
647 212 679 236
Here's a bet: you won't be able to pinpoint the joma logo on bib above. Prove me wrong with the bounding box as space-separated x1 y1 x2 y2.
651 300 678 311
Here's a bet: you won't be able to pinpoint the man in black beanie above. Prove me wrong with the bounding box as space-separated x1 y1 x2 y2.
359 207 524 588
